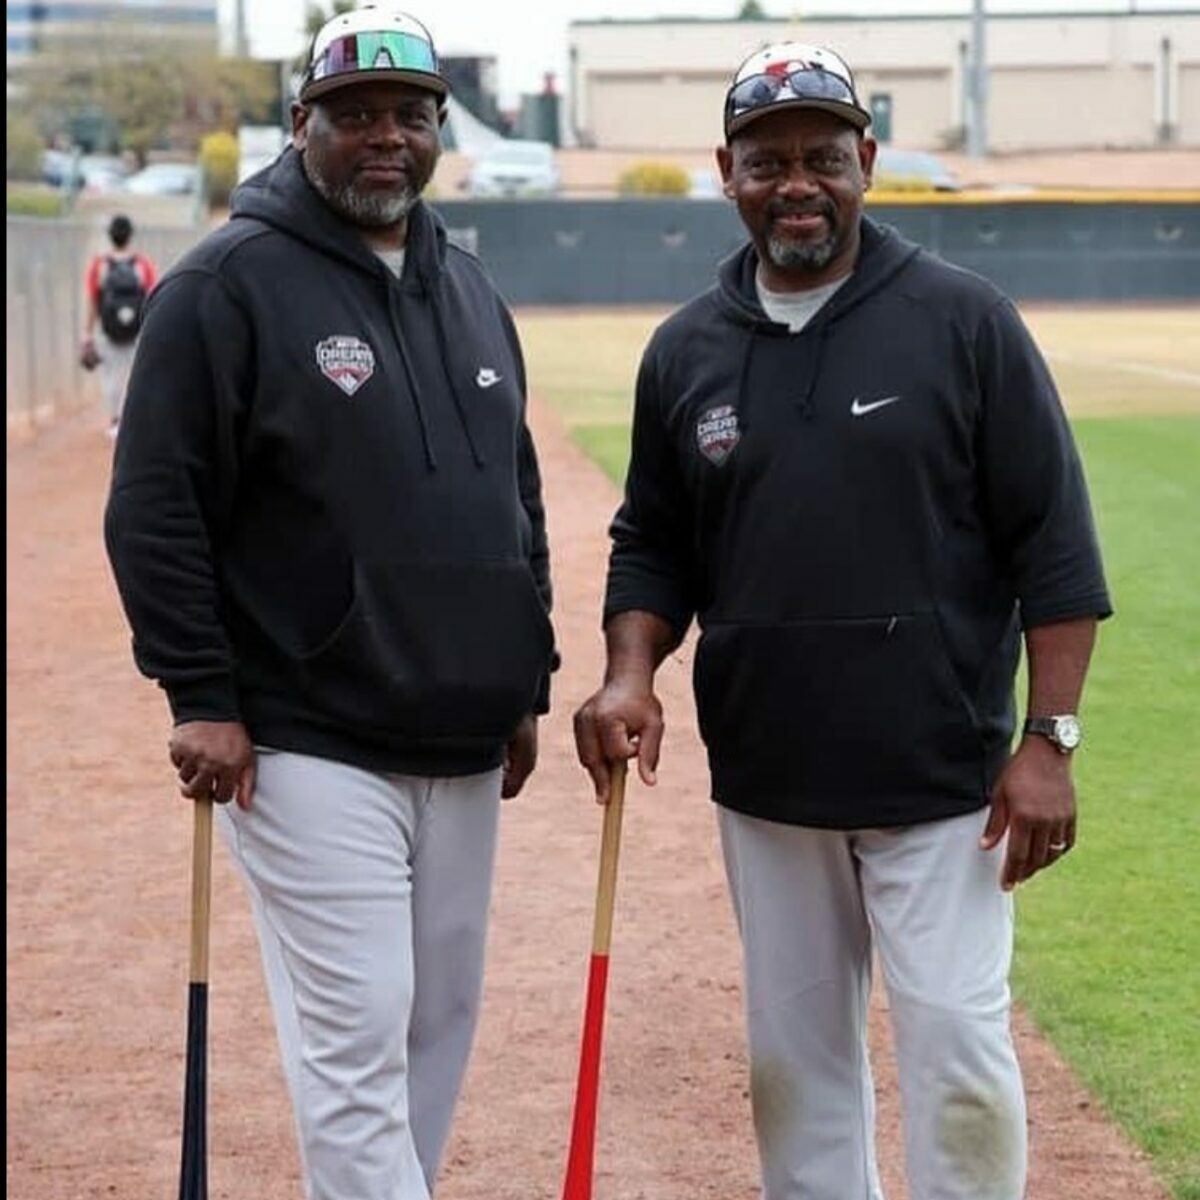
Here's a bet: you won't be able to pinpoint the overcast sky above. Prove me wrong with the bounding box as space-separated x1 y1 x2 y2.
227 0 1196 107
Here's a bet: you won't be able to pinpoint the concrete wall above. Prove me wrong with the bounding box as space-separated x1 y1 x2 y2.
6 219 203 430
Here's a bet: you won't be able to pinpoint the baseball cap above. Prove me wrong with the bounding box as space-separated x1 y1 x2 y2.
724 42 870 138
300 6 449 104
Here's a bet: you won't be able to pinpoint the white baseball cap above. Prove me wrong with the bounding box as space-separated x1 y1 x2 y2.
725 42 870 137
300 7 449 104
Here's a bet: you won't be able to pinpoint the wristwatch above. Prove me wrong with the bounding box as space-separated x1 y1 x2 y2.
1023 714 1083 753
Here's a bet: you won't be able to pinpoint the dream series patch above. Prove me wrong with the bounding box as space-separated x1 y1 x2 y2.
696 404 741 465
315 336 376 397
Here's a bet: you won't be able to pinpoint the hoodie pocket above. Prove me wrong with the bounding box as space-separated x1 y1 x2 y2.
297 559 554 741
694 613 983 799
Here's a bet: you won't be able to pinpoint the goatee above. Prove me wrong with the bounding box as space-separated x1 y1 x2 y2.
307 161 418 227
765 234 838 273
764 200 840 273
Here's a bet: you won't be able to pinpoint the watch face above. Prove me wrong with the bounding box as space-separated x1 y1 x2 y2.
1054 715 1082 750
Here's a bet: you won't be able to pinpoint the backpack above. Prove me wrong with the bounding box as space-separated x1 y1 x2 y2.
98 256 147 344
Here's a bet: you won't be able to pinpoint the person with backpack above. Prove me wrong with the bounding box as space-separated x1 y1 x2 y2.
80 214 157 438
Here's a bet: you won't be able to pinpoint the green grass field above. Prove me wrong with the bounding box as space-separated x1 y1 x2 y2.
516 305 1200 1198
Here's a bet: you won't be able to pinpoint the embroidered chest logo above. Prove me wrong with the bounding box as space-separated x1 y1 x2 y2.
315 336 376 397
696 404 741 466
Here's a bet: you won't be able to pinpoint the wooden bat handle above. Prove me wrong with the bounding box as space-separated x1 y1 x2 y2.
189 799 213 984
590 760 627 956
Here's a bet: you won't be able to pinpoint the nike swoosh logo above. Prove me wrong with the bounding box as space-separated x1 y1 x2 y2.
851 395 902 416
476 368 502 389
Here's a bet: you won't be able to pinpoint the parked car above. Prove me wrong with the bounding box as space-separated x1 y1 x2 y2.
41 149 78 188
465 140 560 198
122 162 201 196
686 166 723 200
76 155 131 193
874 147 961 192
40 150 131 192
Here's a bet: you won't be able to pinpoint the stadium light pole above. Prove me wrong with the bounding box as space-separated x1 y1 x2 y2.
234 0 248 57
967 0 988 159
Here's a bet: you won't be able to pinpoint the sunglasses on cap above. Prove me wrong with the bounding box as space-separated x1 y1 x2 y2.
304 29 445 98
725 66 867 135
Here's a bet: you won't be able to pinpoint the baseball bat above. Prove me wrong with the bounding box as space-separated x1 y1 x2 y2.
178 798 213 1200
561 758 628 1200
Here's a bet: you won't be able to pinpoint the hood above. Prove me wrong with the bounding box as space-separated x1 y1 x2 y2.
230 145 449 292
714 217 922 422
231 146 485 470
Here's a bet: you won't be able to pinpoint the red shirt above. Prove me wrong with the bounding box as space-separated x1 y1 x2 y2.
84 252 158 304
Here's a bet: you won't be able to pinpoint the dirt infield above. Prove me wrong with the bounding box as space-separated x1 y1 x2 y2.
6 401 1170 1199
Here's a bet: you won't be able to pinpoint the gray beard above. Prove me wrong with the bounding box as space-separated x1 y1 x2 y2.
765 233 838 273
308 161 417 227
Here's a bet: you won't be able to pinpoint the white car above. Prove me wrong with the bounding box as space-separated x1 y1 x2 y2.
874 148 961 192
122 162 201 196
465 141 560 198
687 167 723 200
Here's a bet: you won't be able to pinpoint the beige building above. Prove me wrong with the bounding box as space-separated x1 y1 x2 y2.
568 10 1200 152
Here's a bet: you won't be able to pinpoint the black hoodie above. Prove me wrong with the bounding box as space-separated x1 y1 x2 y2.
605 218 1111 828
106 147 557 776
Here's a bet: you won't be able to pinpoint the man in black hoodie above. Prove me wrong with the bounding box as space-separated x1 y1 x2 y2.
574 41 1110 1200
105 9 556 1198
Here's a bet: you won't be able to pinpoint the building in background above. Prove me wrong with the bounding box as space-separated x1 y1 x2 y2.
569 9 1200 153
442 55 504 130
514 73 563 145
7 0 218 73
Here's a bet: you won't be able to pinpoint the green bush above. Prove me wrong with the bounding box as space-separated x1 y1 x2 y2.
199 130 239 208
872 170 941 193
617 161 690 196
7 114 44 182
6 184 65 217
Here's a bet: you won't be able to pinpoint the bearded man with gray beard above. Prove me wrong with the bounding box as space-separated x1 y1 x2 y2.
573 40 1110 1200
104 10 558 1198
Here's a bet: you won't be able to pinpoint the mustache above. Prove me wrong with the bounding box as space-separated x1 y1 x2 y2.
354 158 412 174
766 198 836 222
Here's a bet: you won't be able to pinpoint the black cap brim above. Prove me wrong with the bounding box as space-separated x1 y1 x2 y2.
727 97 871 137
301 68 449 104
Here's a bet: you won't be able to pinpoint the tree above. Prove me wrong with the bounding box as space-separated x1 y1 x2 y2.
304 0 357 39
6 112 44 181
738 0 769 18
17 22 277 164
295 1 357 75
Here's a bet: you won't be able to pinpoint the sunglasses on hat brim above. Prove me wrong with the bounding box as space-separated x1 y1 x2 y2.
302 30 447 101
725 68 869 135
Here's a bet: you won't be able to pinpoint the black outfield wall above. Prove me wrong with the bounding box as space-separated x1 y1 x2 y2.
434 198 1200 306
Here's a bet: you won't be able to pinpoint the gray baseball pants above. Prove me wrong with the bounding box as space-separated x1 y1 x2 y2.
217 749 502 1200
718 805 1027 1200
96 330 136 423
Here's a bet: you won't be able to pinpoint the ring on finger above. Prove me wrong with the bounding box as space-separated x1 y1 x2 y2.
1048 840 1069 852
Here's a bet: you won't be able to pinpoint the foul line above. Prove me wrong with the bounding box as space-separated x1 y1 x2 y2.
1048 351 1200 388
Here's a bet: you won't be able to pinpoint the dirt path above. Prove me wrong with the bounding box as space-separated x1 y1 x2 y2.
6 402 1168 1199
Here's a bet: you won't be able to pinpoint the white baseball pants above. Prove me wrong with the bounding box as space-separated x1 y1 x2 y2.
217 750 502 1200
718 806 1027 1200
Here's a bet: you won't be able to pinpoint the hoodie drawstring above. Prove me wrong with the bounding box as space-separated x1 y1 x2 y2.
797 323 828 420
735 329 757 431
385 285 438 470
429 285 486 468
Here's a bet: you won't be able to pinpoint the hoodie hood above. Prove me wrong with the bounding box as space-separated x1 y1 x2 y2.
713 217 921 421
230 146 486 468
